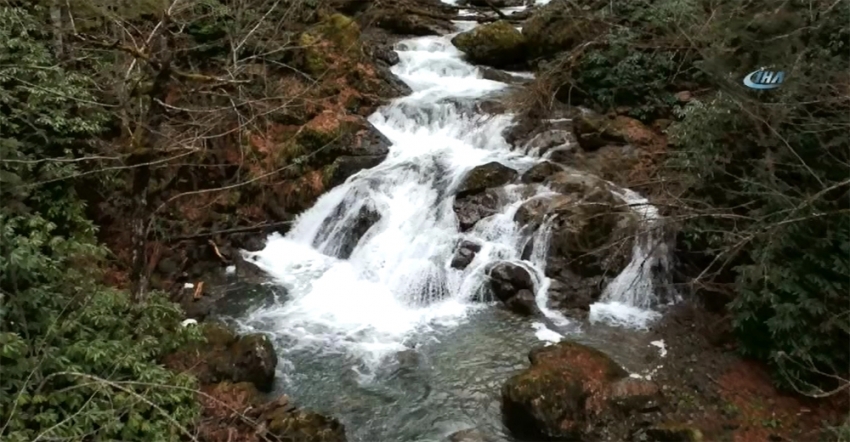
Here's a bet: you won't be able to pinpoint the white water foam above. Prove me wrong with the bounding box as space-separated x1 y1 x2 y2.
240 3 670 372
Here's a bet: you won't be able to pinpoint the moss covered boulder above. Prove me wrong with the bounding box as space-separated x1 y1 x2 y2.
451 21 527 68
297 13 361 76
502 341 628 440
522 0 606 59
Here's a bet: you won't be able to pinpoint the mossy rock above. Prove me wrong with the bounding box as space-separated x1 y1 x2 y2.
456 162 519 196
451 21 527 68
202 322 238 347
522 1 605 59
319 13 360 50
574 113 656 150
501 341 628 440
299 32 328 76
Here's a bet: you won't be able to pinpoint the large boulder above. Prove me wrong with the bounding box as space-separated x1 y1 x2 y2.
522 0 607 59
313 194 381 259
485 261 539 315
451 21 527 68
520 161 563 184
502 341 663 440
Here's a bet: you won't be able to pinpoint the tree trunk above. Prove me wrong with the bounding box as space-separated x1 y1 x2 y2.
129 48 173 303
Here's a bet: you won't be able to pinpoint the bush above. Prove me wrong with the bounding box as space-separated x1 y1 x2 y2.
666 0 850 392
0 6 202 441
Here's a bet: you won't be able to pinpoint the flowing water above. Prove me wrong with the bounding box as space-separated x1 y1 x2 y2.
226 4 673 441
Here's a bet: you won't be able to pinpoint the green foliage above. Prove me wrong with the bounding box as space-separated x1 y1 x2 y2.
666 0 850 391
0 6 201 441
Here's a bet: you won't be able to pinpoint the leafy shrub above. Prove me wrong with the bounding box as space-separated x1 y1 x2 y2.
0 6 202 441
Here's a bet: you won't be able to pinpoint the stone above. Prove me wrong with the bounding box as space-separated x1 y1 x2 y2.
447 428 496 442
451 21 527 68
573 112 656 151
324 155 386 189
453 188 502 231
485 261 539 315
520 161 563 184
451 240 482 270
522 1 606 59
501 341 629 440
227 333 278 392
606 378 663 412
456 162 518 196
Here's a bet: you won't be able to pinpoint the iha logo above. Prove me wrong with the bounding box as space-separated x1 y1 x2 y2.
743 68 786 90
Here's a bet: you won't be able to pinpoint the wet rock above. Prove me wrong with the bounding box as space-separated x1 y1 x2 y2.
520 161 563 184
447 428 496 442
453 188 502 231
313 194 381 259
451 240 482 270
573 112 656 151
501 341 628 440
522 0 606 59
451 21 527 68
485 261 539 315
512 172 638 314
325 155 386 188
166 323 278 392
456 162 519 196
478 66 530 85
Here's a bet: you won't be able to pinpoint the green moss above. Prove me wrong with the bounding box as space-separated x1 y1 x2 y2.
298 32 327 76
296 125 340 152
320 13 360 50
451 20 526 67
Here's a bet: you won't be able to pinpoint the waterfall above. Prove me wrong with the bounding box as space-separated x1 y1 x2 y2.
238 3 671 372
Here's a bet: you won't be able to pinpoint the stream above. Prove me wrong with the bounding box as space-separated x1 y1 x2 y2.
224 3 672 441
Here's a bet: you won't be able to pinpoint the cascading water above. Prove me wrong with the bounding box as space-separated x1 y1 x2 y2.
229 3 673 441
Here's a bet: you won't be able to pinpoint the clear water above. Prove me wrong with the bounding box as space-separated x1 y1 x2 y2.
226 4 671 441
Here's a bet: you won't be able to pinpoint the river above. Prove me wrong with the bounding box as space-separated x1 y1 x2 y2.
225 3 669 441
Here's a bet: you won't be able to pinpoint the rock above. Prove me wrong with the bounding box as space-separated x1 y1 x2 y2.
606 378 663 412
324 155 386 188
512 172 638 314
520 161 563 184
447 428 496 442
451 21 527 68
227 333 278 392
312 190 381 259
501 341 628 440
297 14 362 76
165 323 278 392
451 240 482 270
259 397 347 442
456 162 519 196
478 67 530 85
485 261 539 315
573 112 656 151
641 424 704 442
453 188 502 231
522 1 605 59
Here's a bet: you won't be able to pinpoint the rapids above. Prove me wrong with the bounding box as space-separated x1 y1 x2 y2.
225 2 673 440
